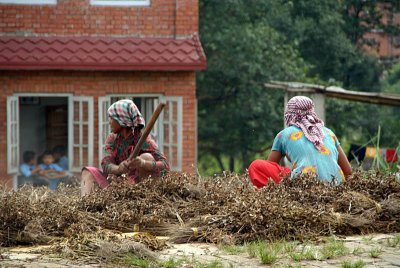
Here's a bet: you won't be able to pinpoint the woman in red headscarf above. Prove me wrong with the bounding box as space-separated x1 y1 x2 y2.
81 99 170 196
248 96 351 188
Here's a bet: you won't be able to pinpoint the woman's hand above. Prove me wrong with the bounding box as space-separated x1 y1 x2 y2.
109 161 129 175
110 157 154 175
130 157 145 168
129 157 153 171
117 161 130 174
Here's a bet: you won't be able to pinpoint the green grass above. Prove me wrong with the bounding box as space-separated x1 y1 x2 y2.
320 237 349 260
361 235 374 244
368 127 399 173
283 241 298 254
158 257 185 268
158 256 225 268
194 259 224 268
124 254 151 268
287 237 350 262
347 127 399 174
289 252 305 262
259 246 278 265
351 246 365 255
386 234 400 247
244 240 285 265
341 260 366 268
245 240 267 258
289 243 319 261
220 244 245 255
369 247 383 258
283 264 302 268
185 235 393 267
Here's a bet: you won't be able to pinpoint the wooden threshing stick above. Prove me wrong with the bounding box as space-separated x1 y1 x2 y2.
128 102 166 160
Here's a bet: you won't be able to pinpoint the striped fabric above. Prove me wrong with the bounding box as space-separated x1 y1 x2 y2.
284 96 325 151
107 99 145 130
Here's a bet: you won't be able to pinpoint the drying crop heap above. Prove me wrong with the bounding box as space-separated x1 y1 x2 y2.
1 170 399 259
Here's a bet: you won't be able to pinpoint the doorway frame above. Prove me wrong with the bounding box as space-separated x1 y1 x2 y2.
11 93 73 189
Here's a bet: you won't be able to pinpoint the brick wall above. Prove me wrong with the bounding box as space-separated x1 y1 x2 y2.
361 6 400 59
0 70 198 187
0 0 198 37
363 32 400 59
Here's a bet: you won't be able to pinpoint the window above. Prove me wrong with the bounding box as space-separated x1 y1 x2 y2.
98 96 111 166
161 97 182 171
90 0 149 6
70 97 94 172
7 96 19 174
0 0 56 4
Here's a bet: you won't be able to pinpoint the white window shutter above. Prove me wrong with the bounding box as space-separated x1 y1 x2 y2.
143 97 160 144
69 96 93 172
7 96 19 174
98 96 110 167
161 96 182 171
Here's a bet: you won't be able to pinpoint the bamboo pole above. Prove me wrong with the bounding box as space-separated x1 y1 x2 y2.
128 103 166 160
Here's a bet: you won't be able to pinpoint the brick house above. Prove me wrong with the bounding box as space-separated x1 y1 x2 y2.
361 3 400 63
0 0 206 189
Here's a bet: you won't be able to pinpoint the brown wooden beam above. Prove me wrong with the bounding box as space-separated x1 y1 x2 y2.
265 81 400 107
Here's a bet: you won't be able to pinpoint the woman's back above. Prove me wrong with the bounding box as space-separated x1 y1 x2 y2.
272 126 344 183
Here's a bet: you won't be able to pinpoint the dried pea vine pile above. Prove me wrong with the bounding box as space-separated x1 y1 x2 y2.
1 170 399 257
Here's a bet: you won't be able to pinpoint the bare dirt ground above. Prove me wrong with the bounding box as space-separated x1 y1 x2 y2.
1 233 400 267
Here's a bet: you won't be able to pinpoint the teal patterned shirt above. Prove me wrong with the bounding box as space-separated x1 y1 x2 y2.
272 126 345 184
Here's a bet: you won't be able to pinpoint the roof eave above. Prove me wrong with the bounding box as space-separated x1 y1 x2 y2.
0 63 207 71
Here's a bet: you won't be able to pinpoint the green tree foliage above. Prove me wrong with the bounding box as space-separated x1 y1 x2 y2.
343 53 382 91
286 0 355 82
197 0 396 175
382 63 400 93
198 1 308 172
284 0 383 91
342 0 400 45
379 64 400 146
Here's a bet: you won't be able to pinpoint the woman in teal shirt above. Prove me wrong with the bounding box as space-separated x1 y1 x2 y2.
248 96 351 188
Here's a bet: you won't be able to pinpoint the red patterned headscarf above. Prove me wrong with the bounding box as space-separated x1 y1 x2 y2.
108 99 145 131
284 96 325 150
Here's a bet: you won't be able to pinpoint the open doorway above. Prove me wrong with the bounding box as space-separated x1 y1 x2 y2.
19 96 69 169
8 94 93 189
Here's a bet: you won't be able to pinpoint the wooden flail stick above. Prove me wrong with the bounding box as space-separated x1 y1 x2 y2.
128 102 166 160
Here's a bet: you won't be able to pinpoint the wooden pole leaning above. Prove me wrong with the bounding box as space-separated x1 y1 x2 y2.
128 102 166 160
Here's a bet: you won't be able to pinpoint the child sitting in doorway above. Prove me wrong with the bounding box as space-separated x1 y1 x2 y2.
39 150 69 190
19 151 49 187
52 145 69 171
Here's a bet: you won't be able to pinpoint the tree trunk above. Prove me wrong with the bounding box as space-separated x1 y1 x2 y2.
213 153 225 172
229 155 234 171
241 151 251 172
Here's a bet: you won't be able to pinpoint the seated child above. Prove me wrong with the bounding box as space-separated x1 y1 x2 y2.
19 151 49 187
39 150 68 190
52 145 69 171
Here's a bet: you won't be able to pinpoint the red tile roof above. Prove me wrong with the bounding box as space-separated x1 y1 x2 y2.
0 35 206 71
